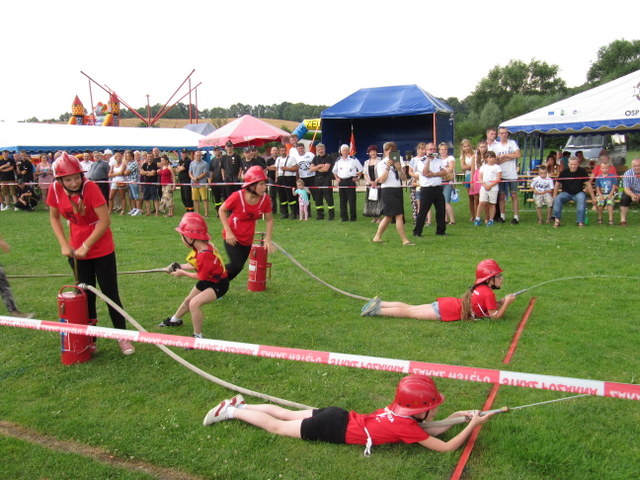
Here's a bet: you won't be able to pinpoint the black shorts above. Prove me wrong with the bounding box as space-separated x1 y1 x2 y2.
620 192 638 207
195 277 229 299
300 407 349 444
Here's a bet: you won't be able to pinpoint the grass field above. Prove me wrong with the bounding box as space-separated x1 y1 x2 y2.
1 189 639 480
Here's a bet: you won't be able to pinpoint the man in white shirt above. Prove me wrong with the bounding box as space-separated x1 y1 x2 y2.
492 127 521 224
412 147 452 237
275 145 299 219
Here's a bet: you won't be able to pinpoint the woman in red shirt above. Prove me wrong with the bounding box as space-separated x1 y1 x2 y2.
219 166 274 281
361 259 517 321
47 153 134 355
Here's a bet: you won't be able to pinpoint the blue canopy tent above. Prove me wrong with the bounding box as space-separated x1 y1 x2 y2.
321 85 454 161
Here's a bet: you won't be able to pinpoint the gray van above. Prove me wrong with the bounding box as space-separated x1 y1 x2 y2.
563 133 627 167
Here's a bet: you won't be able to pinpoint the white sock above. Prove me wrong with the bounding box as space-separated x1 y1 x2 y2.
171 316 181 323
475 216 480 221
226 406 236 419
193 333 202 339
501 213 506 220
514 215 519 220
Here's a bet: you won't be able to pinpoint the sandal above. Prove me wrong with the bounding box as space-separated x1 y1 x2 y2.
403 241 415 246
609 221 614 225
620 221 627 226
553 219 560 228
578 223 585 228
598 220 603 225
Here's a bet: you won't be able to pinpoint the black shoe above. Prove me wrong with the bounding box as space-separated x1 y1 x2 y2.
158 317 183 327
350 218 357 222
413 233 423 237
496 217 505 223
511 218 519 224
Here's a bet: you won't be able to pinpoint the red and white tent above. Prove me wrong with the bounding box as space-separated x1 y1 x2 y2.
198 115 289 148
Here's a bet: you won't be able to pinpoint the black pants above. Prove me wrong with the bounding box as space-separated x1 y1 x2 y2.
414 186 446 235
268 180 278 213
338 178 356 221
225 177 241 199
67 251 126 329
210 179 226 210
277 176 297 217
301 177 315 217
96 181 109 202
179 183 193 211
224 241 252 282
314 179 335 218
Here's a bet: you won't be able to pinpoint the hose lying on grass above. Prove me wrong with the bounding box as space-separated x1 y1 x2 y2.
81 283 314 411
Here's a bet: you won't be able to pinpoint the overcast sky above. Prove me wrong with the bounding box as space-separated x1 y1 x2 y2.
2 0 638 123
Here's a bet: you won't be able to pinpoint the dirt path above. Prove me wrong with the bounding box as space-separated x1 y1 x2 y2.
0 421 208 480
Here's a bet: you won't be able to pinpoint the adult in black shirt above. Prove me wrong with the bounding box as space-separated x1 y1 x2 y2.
176 151 193 212
222 141 242 198
309 143 336 220
265 146 279 212
0 150 17 209
552 156 594 228
209 146 226 212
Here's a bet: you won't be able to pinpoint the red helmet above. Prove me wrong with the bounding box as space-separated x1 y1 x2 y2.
175 212 210 240
242 165 267 188
53 152 83 178
388 375 444 416
475 259 503 285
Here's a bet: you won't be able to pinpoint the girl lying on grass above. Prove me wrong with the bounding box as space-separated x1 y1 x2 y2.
202 375 493 454
361 259 517 321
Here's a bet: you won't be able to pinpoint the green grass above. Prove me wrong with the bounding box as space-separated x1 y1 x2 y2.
1 191 639 480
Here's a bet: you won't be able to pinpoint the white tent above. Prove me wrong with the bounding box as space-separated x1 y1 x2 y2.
501 69 640 134
0 122 203 153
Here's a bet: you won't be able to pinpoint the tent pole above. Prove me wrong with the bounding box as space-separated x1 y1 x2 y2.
432 114 437 145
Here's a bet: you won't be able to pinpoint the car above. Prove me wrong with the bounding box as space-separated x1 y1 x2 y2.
563 133 627 167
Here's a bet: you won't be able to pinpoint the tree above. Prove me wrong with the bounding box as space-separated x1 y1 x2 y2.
468 59 566 112
587 39 640 85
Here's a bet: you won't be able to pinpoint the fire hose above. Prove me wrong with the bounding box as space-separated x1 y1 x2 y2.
78 282 313 410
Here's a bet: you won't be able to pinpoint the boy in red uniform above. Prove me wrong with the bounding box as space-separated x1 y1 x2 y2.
203 375 493 454
158 213 229 339
361 259 516 321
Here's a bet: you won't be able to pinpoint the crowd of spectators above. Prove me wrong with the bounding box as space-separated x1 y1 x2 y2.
1 132 640 228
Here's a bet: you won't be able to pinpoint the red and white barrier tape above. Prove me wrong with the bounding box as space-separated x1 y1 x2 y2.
2 315 638 401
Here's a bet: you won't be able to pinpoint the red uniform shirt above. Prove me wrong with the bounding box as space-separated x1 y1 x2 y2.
345 408 429 445
46 180 114 259
186 245 228 282
221 190 272 246
437 284 497 321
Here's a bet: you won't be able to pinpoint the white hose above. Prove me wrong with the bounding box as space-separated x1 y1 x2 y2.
80 283 314 410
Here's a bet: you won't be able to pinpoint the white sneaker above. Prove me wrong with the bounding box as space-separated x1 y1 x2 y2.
118 339 135 355
202 395 244 426
133 209 142 216
127 208 136 215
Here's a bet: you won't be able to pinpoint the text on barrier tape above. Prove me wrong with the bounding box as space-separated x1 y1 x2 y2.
1 316 639 401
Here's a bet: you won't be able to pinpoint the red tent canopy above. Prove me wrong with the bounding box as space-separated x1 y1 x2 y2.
198 115 290 148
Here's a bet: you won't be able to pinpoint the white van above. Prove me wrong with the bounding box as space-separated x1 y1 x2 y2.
563 133 627 167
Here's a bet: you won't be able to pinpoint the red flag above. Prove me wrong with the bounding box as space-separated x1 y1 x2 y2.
349 127 356 156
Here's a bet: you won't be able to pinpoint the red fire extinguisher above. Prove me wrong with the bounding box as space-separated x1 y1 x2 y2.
247 233 271 292
58 285 95 366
